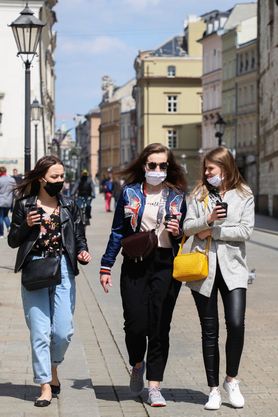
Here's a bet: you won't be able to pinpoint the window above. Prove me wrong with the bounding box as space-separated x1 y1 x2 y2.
167 95 177 113
245 53 249 71
251 51 256 69
239 55 244 73
167 129 177 148
167 65 176 77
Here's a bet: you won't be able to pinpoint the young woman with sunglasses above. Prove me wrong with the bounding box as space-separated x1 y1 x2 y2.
100 143 187 407
183 147 254 410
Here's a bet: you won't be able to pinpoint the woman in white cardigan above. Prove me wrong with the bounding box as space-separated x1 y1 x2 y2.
183 147 254 411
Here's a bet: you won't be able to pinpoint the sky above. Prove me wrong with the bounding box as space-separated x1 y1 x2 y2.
54 0 256 129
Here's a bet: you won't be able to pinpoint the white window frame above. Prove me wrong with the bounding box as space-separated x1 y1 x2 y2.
167 65 176 77
167 129 177 149
167 95 178 113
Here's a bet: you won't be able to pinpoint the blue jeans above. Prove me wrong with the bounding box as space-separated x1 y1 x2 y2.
0 207 11 236
21 254 76 384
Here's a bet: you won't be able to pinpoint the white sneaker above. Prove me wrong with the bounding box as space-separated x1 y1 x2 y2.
223 378 244 408
147 387 166 407
204 387 221 410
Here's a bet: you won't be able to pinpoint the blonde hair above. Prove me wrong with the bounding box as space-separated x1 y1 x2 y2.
192 147 251 201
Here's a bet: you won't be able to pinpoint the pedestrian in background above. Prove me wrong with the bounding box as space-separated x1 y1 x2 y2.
0 166 16 238
8 155 91 407
183 146 254 410
103 172 113 212
100 143 187 407
12 168 23 185
71 169 96 220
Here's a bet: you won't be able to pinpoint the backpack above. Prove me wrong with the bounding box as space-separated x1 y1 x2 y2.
78 178 92 196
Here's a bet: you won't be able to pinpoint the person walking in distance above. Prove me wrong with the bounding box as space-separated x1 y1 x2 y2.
0 166 16 238
183 147 254 410
100 143 187 407
103 172 113 212
71 169 96 219
8 156 91 407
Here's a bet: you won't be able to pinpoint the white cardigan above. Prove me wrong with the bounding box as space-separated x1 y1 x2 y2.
183 188 255 297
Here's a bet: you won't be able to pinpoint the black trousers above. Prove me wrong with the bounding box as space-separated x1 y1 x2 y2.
120 248 181 381
192 263 246 387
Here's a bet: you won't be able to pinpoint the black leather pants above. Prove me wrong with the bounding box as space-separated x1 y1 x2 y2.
192 263 246 387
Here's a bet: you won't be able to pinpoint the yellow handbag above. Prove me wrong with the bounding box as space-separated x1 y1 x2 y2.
173 235 210 282
173 195 210 283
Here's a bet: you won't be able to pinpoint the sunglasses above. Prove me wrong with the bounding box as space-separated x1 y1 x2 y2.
146 162 169 171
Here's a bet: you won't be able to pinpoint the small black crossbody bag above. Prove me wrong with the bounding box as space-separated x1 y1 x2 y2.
21 255 61 291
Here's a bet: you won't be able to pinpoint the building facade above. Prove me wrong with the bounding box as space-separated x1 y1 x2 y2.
86 108 100 181
235 17 257 193
134 16 205 190
258 0 278 217
0 0 57 174
200 4 257 152
99 79 135 179
200 10 229 152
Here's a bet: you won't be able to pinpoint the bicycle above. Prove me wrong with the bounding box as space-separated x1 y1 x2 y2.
75 196 92 227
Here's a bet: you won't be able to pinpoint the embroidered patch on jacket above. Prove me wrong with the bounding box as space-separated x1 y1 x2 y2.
169 195 182 220
124 188 141 232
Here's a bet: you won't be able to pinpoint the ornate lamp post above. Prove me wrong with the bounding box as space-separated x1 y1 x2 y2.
31 98 43 165
10 3 45 173
214 113 226 146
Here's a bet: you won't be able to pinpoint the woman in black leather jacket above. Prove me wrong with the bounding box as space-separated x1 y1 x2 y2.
8 155 91 407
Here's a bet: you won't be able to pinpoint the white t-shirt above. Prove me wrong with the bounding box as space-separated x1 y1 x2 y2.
140 190 172 248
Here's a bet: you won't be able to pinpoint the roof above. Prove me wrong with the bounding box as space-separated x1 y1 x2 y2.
150 36 187 57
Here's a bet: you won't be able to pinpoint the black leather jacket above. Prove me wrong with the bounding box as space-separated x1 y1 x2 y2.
8 194 88 275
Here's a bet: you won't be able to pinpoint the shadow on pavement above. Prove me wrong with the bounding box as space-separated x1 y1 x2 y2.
0 382 39 402
70 378 93 390
92 385 207 405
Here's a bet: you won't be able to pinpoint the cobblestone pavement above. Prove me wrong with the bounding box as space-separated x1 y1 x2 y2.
0 194 278 417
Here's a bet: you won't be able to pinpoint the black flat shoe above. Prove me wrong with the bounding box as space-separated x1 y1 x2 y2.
50 383 61 395
34 398 51 407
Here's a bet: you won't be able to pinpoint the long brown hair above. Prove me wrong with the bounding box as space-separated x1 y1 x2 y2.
193 146 250 200
15 155 64 198
120 143 187 192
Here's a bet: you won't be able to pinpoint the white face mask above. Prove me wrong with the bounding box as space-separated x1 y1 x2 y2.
207 174 223 188
145 171 167 186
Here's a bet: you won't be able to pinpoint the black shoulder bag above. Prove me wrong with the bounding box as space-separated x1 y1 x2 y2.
22 254 61 291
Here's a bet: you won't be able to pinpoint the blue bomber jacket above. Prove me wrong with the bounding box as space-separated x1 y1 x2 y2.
100 183 187 271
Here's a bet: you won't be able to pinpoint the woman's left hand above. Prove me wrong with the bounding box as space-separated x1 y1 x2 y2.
165 219 180 237
77 250 92 263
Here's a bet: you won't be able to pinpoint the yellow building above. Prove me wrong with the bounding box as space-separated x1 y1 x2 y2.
134 16 205 189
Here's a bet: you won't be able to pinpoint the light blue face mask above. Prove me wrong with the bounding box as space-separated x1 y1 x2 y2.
145 171 167 186
207 174 223 188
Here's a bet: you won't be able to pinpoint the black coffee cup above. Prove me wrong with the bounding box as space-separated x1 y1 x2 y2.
216 201 228 218
164 213 177 226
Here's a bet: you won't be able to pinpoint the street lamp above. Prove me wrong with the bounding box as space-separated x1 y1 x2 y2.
31 98 43 165
214 113 226 146
181 153 188 173
10 3 45 174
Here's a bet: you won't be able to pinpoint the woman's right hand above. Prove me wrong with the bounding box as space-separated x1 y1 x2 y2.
26 210 41 227
207 205 226 224
100 274 112 293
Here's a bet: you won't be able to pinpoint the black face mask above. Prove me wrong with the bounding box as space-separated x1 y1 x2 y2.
43 180 64 197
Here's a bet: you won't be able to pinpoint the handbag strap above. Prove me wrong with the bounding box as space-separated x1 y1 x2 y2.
179 195 211 255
